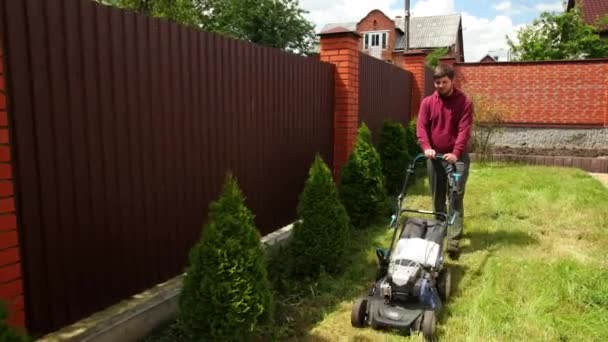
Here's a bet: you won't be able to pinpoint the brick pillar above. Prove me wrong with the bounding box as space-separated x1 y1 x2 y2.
402 52 427 117
0 39 25 329
319 31 361 178
440 56 456 67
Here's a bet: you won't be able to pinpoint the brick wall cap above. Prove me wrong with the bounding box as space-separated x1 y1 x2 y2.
318 29 362 38
456 58 608 66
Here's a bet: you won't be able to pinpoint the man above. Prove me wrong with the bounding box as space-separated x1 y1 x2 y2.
416 64 473 253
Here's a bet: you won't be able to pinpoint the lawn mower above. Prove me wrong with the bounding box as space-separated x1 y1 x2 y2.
350 153 466 339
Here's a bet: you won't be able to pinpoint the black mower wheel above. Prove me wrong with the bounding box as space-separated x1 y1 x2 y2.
447 240 460 260
351 298 368 327
437 268 452 301
421 310 436 340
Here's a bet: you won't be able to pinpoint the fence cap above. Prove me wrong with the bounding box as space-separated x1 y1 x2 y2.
318 27 362 37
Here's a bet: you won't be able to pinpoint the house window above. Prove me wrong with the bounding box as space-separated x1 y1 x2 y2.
363 31 388 50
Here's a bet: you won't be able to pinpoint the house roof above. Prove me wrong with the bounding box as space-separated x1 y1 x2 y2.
479 54 498 62
394 14 461 50
567 0 608 31
319 13 461 50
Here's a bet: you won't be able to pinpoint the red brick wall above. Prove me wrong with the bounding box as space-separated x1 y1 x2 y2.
0 40 25 329
320 33 360 178
402 53 427 116
357 10 397 62
455 60 608 127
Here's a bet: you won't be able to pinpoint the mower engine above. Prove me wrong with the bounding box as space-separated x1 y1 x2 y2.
380 260 423 301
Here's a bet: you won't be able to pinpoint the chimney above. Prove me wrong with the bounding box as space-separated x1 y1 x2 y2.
404 0 410 52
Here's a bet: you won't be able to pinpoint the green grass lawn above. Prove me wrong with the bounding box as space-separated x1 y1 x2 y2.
270 163 608 342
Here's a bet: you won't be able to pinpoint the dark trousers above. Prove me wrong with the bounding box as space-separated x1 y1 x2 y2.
426 153 470 241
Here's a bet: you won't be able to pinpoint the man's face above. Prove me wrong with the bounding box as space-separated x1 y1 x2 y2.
434 76 454 97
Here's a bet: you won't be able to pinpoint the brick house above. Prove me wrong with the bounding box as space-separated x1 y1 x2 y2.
320 9 465 115
566 0 608 38
320 9 464 64
479 54 498 63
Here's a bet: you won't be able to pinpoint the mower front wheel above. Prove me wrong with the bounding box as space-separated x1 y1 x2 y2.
421 310 436 340
351 298 368 327
437 267 452 301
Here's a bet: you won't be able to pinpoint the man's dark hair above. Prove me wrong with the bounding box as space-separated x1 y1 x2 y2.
433 64 455 80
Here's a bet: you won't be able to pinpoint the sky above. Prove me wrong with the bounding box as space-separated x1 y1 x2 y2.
299 0 566 62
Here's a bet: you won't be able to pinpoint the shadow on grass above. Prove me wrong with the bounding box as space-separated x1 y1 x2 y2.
463 229 539 255
263 224 391 341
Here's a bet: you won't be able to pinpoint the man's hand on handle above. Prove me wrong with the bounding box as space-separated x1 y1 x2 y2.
443 153 457 164
424 149 457 163
424 149 436 159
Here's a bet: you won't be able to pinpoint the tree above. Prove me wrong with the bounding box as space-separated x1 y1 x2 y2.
289 155 350 278
98 0 202 26
507 7 608 61
425 47 449 68
179 175 273 341
339 123 386 228
99 0 317 54
378 121 410 196
199 0 317 53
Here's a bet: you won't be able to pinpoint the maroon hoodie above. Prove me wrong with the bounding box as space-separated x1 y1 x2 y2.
416 89 473 159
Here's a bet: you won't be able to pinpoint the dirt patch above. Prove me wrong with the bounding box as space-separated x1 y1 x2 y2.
492 146 608 158
590 173 608 188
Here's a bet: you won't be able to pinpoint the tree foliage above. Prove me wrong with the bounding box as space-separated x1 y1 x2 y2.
468 92 508 161
0 302 29 342
179 175 273 341
378 121 410 196
339 123 386 228
289 155 350 278
425 47 449 68
99 0 317 54
507 7 608 61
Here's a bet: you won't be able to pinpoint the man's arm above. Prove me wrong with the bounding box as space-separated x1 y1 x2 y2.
452 98 474 159
416 99 432 152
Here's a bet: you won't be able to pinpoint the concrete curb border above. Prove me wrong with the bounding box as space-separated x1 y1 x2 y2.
39 223 295 342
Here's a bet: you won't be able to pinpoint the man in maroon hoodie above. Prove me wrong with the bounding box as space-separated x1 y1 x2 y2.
417 64 473 252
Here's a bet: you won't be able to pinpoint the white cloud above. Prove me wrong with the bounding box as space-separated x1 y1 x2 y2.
410 0 456 16
534 2 564 12
462 13 523 62
494 1 512 12
300 0 401 32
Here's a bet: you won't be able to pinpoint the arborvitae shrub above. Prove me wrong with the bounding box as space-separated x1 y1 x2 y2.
289 155 350 278
0 302 29 342
378 120 410 195
406 119 422 158
179 175 273 341
339 123 387 228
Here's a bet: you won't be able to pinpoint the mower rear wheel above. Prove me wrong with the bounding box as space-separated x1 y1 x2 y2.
421 310 436 340
437 268 452 301
351 298 368 327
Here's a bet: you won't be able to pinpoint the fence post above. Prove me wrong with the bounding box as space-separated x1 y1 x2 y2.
0 38 25 329
319 30 361 178
402 52 427 117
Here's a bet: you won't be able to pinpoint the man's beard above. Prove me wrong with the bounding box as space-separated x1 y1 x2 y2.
438 87 453 97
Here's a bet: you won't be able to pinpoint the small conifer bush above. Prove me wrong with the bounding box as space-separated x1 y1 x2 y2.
406 119 422 158
0 302 29 342
179 175 273 341
290 155 350 278
378 120 410 195
339 123 387 228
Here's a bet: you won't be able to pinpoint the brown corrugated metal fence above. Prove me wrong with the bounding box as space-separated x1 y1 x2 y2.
359 53 412 142
424 66 435 97
0 0 334 334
